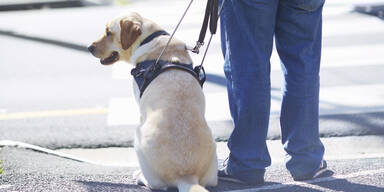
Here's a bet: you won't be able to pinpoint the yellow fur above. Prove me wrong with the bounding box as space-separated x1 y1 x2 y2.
89 12 218 191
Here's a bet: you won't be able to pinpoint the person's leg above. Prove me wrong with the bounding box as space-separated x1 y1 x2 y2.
220 0 278 184
275 0 325 179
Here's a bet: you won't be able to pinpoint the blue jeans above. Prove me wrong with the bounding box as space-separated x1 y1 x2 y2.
220 0 325 180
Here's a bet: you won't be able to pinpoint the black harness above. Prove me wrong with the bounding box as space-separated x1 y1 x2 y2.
131 31 206 98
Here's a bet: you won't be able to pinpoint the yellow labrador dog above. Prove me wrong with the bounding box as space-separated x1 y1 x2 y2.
88 12 217 192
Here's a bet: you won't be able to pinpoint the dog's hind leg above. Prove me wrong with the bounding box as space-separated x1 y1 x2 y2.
199 151 218 187
134 148 168 190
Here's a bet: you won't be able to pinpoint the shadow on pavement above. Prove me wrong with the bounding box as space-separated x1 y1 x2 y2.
320 111 384 137
315 169 335 179
209 181 279 192
314 178 384 192
0 0 110 12
77 180 148 192
0 29 88 52
354 4 384 20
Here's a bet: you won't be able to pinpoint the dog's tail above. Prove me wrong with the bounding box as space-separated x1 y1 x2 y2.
177 176 209 192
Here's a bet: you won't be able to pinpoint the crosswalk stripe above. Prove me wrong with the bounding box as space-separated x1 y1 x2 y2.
0 185 12 190
106 83 384 126
0 108 108 120
2 82 383 122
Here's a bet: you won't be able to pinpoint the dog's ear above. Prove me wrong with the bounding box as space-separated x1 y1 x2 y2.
120 19 142 50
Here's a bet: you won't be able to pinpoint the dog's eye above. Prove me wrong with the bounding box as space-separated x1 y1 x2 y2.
106 31 112 36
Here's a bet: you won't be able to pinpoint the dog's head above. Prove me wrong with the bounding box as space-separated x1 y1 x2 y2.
88 12 143 65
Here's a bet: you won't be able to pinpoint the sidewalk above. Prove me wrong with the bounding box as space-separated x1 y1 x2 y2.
55 136 384 167
1 136 384 191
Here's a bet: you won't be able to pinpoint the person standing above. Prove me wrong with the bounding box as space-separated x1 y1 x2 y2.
219 0 326 185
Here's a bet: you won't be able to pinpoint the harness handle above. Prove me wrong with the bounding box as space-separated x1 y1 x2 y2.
192 0 225 81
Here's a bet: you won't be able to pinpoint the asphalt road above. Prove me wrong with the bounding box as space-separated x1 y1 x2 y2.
1 1 384 191
1 0 384 148
1 146 383 192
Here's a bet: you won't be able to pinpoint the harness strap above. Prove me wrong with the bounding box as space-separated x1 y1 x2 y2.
131 60 205 98
140 30 169 46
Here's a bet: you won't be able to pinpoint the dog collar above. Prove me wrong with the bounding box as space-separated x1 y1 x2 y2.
131 60 204 98
140 30 170 46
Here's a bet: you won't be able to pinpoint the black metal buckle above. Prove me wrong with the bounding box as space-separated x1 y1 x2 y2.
194 66 206 86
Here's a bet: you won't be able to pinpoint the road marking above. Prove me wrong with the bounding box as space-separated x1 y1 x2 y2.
107 97 140 126
106 83 384 125
2 83 384 122
107 93 234 126
0 108 108 120
225 168 384 192
0 185 12 190
319 84 384 115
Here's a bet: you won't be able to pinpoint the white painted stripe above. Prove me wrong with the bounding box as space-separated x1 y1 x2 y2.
271 44 384 71
323 6 354 17
319 84 384 115
106 83 384 125
325 0 384 6
111 61 133 80
107 97 140 126
1 83 381 122
205 92 231 121
106 93 234 126
188 43 384 74
0 185 12 190
174 16 384 40
0 108 108 120
112 11 384 79
324 17 384 36
322 44 384 68
224 168 384 192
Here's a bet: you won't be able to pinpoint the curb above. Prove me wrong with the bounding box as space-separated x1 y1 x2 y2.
0 140 110 166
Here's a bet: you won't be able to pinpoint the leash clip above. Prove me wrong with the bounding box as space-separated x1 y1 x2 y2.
188 42 204 54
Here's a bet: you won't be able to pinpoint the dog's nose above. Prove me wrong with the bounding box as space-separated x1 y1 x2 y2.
88 45 96 54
